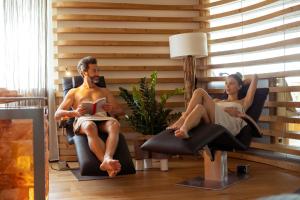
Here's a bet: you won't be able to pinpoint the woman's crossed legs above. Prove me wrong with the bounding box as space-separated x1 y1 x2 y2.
168 88 215 138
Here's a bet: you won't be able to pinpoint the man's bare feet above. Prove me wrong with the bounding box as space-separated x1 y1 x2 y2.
174 127 189 139
167 117 186 130
100 158 121 177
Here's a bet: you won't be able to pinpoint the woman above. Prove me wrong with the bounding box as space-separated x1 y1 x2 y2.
167 73 258 138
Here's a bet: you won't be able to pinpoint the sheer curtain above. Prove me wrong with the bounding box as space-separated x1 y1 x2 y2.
0 0 59 161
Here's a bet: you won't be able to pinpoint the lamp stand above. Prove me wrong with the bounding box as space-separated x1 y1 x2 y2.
183 55 196 108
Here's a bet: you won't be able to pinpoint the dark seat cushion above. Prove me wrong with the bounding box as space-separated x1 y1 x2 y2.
75 133 136 176
141 124 248 155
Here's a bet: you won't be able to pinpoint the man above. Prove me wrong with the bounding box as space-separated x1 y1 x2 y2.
55 56 124 177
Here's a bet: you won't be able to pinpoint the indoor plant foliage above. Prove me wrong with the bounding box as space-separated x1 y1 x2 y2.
119 72 183 135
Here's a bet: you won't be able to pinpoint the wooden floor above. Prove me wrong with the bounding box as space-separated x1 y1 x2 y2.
49 157 300 200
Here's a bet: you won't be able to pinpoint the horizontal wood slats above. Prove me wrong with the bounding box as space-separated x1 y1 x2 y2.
202 0 237 8
198 69 300 82
262 129 300 140
52 2 203 11
55 65 182 72
53 5 300 31
54 77 184 85
201 0 278 21
55 53 170 59
54 27 197 34
55 89 184 98
209 21 300 44
56 100 184 109
54 40 169 46
250 142 300 156
207 86 300 94
210 37 300 56
264 101 300 108
53 14 201 22
203 4 300 32
260 115 300 124
203 53 300 69
229 152 300 173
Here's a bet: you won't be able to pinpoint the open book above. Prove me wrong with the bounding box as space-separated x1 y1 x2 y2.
81 97 107 115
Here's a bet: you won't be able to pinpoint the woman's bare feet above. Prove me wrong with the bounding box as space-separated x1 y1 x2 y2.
174 126 189 139
167 117 186 130
100 158 121 177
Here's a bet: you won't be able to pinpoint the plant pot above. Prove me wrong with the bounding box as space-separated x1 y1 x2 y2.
133 134 169 171
133 134 151 170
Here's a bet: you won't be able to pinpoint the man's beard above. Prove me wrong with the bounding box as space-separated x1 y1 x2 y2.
89 76 100 84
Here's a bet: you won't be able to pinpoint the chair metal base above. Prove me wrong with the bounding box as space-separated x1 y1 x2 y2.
177 173 249 190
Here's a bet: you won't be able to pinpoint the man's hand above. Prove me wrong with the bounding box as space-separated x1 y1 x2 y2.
224 107 242 117
73 105 86 117
102 103 113 113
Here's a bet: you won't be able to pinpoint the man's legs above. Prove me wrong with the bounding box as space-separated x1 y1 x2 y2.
79 120 121 177
79 121 105 161
99 120 121 177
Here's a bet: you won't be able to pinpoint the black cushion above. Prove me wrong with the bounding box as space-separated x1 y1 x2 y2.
245 88 269 122
141 124 248 155
75 133 135 176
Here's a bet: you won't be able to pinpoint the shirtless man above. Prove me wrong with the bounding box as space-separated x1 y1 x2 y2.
55 56 124 177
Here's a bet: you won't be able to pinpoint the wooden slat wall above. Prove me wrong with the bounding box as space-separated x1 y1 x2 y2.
199 0 300 170
52 0 205 161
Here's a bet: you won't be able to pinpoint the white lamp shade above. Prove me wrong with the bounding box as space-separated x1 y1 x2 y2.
169 32 208 59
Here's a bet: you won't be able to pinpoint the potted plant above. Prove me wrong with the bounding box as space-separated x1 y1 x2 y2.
119 71 183 170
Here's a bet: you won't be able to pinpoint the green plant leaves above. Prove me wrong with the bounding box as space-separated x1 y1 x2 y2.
119 71 182 135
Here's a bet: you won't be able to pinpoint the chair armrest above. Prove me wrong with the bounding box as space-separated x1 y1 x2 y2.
58 117 74 128
240 114 262 137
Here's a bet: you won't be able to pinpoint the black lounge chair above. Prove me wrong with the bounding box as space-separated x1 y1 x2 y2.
141 86 269 189
61 75 136 176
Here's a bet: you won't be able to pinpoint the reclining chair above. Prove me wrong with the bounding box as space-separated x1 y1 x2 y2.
62 75 136 176
141 86 269 189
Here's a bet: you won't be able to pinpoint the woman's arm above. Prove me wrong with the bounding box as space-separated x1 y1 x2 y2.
243 74 258 111
224 107 242 117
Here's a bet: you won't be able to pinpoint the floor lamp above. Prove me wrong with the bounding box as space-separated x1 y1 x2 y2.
169 32 208 107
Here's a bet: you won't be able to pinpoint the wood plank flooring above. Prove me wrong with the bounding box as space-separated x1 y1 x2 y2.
49 157 300 200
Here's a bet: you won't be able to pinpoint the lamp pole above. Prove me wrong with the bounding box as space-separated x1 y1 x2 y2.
183 55 195 107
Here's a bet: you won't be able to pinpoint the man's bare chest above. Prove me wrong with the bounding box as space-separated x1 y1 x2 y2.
74 89 106 105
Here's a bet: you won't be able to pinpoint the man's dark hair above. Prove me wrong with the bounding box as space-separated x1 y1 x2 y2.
77 56 97 77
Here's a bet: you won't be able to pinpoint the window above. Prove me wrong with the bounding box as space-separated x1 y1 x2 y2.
0 0 47 97
207 0 300 148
